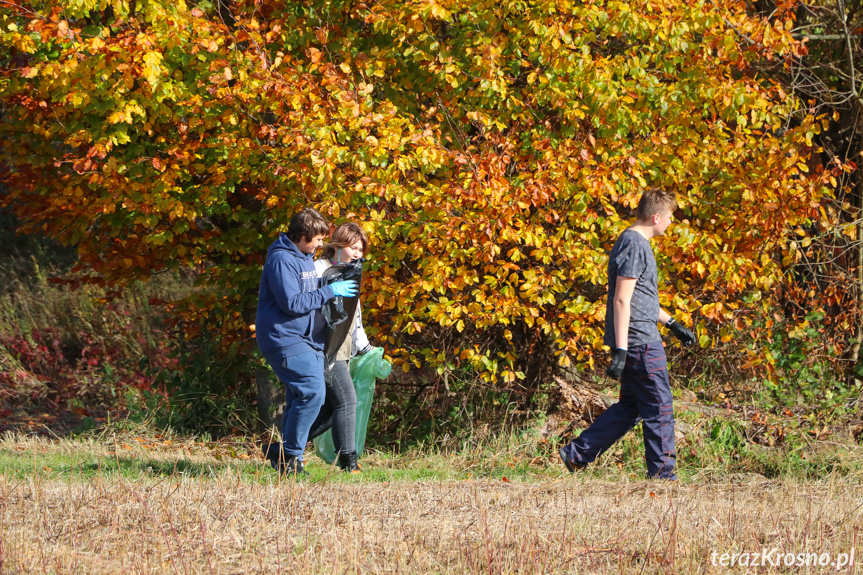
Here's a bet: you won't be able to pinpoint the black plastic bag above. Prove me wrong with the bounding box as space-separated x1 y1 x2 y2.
320 259 363 369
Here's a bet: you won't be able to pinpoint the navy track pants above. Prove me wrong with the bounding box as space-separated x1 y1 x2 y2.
562 342 677 479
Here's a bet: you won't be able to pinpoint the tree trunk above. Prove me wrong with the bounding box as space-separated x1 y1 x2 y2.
243 300 283 433
256 367 283 432
852 161 863 366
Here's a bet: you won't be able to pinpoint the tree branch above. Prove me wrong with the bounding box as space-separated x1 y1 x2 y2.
708 0 756 45
791 33 863 40
840 1 858 95
838 0 863 113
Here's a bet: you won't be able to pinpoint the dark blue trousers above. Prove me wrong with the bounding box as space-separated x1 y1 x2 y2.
562 342 677 479
261 348 326 461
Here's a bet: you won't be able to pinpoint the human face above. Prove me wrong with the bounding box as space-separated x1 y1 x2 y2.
654 209 674 236
336 239 365 263
297 233 326 255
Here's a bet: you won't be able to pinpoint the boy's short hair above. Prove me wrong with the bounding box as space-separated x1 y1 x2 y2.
287 208 330 243
636 188 677 221
320 222 369 260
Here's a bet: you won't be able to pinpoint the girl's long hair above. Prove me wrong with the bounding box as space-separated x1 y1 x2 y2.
320 222 369 261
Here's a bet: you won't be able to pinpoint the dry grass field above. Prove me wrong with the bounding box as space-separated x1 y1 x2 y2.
1 433 862 574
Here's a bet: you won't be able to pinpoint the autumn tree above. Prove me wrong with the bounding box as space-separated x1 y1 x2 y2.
0 0 838 405
739 0 863 370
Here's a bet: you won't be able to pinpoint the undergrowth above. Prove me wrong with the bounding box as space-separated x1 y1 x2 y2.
0 256 189 414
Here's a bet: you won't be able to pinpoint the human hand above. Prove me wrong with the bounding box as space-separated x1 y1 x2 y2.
666 318 696 346
606 348 628 379
330 280 358 298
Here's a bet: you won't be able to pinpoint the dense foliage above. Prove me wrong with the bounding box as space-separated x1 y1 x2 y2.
748 0 863 369
0 0 850 401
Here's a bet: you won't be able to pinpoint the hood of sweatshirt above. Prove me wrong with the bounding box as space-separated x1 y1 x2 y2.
267 232 309 261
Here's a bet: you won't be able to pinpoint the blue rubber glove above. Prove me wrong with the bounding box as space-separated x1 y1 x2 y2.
329 280 358 298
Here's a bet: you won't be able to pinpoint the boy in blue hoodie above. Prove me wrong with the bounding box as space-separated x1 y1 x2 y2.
256 208 358 475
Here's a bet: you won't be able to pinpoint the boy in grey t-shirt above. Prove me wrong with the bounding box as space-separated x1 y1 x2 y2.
604 229 661 349
560 188 695 479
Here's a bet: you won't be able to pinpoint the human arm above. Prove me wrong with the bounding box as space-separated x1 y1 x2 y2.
658 309 672 326
314 258 359 299
612 276 636 350
268 259 335 315
352 305 373 355
607 276 636 379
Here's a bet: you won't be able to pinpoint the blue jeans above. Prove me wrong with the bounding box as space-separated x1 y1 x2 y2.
262 348 325 460
562 342 677 479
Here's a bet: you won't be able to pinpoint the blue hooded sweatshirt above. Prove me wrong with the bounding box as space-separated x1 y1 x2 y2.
256 233 335 356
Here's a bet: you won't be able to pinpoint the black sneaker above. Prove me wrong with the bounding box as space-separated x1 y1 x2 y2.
337 451 361 473
273 455 309 477
262 443 308 477
559 447 585 473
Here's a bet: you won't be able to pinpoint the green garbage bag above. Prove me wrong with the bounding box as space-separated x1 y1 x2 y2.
314 347 392 464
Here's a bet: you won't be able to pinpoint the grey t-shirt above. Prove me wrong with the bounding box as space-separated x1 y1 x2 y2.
603 229 661 348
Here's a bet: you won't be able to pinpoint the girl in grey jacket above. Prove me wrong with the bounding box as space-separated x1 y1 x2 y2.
308 222 373 472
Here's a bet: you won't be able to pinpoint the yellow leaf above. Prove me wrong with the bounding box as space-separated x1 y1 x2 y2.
430 3 451 20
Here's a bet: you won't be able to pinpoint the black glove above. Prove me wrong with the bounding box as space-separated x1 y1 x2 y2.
606 348 628 379
666 318 696 346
